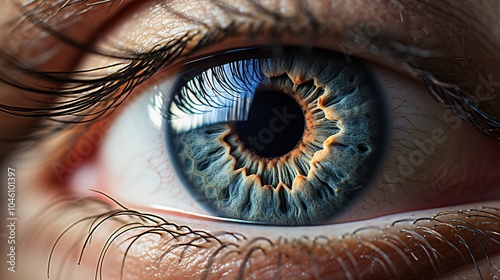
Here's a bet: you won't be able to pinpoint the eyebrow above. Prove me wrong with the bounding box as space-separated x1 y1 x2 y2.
1 0 499 141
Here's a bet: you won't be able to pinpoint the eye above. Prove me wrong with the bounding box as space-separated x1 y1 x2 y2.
64 45 500 227
5 1 500 279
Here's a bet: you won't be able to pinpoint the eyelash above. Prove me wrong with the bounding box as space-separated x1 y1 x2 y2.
41 191 500 280
422 75 500 140
44 192 249 280
2 2 499 148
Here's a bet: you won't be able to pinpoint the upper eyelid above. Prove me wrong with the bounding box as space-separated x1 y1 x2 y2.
1 0 499 141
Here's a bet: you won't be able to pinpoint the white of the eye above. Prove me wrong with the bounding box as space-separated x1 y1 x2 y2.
148 89 165 129
93 82 210 215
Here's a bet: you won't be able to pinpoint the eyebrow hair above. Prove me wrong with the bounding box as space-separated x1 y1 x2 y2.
1 0 499 144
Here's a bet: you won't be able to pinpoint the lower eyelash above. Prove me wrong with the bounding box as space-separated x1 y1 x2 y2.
40 194 246 279
24 192 500 280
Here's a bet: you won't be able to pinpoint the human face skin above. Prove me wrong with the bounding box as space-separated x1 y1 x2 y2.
1 0 500 279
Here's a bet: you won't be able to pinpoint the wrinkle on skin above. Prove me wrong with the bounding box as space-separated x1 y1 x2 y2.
0 0 500 280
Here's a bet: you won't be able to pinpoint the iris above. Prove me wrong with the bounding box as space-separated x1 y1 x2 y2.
166 47 388 225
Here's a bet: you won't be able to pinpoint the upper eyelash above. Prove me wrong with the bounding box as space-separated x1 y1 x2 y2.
0 29 201 144
1 0 499 144
0 3 320 141
422 75 500 140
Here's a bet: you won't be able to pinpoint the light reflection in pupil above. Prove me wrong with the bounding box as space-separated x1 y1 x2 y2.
235 89 305 158
168 59 267 133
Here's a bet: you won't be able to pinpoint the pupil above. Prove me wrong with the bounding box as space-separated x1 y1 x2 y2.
236 89 305 158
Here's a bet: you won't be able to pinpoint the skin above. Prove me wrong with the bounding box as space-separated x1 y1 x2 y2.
1 0 500 279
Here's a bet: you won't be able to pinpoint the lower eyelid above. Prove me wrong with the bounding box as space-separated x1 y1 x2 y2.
28 197 500 280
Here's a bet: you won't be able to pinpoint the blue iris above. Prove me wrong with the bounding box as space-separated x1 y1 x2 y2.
165 47 388 225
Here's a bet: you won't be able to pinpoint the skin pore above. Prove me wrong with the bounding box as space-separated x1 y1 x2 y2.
1 0 500 279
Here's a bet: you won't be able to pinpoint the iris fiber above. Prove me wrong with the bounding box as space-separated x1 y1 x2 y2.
166 47 387 225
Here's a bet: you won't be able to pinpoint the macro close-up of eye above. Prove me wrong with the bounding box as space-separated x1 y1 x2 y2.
1 1 500 280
